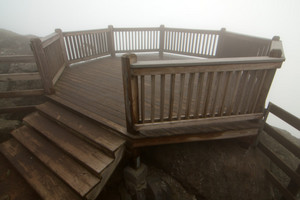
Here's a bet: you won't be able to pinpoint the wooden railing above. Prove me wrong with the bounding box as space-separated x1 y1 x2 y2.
0 55 44 113
62 28 111 64
113 27 161 53
164 28 220 58
257 102 300 200
217 29 272 58
58 25 276 65
122 54 284 133
31 30 67 94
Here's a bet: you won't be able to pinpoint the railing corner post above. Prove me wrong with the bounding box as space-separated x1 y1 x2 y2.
30 37 53 94
159 25 165 59
108 25 116 57
269 36 284 58
55 28 69 67
121 54 139 134
216 27 226 58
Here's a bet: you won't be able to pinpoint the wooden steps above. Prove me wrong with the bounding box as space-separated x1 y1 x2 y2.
0 101 126 200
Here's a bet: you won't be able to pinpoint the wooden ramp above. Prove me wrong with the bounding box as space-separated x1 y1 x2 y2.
0 101 125 200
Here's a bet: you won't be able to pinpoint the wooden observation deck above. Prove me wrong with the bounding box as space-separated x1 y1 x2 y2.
0 25 285 200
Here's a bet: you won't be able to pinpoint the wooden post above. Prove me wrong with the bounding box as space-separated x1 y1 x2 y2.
269 36 284 58
215 28 226 58
30 38 54 94
55 29 69 67
159 25 165 59
107 25 115 57
121 54 139 134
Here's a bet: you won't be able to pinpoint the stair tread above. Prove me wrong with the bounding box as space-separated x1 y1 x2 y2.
0 139 82 200
37 101 125 153
11 126 100 197
24 112 114 175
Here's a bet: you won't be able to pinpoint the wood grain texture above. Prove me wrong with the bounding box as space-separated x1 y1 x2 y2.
11 126 100 196
0 139 82 200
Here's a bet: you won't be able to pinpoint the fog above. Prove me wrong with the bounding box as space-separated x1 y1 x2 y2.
1 0 299 137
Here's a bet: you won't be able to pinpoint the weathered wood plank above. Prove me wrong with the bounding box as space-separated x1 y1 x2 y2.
0 89 44 98
258 142 300 187
0 105 36 114
24 112 114 175
0 55 35 63
265 170 296 200
264 124 300 159
11 126 100 197
268 102 300 131
0 72 41 81
134 113 262 131
0 139 82 200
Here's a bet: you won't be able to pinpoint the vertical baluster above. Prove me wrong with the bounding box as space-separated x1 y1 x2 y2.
227 71 243 115
185 73 195 119
177 73 186 120
251 69 272 113
212 34 219 56
244 70 258 113
70 36 76 60
203 72 216 116
220 72 232 116
151 75 155 122
141 75 145 123
65 36 72 60
199 34 203 55
169 74 176 120
194 33 199 54
234 71 250 114
194 72 205 118
199 72 209 117
160 75 165 121
211 72 223 117
207 34 212 56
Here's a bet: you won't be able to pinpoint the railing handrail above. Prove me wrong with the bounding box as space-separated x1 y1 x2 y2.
257 102 300 200
0 54 44 114
59 25 285 65
122 53 284 133
131 56 284 69
0 55 35 63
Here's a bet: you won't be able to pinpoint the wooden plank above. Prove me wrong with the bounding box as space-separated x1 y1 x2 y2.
151 75 155 122
0 89 44 98
258 142 300 187
0 139 82 200
11 126 100 197
185 73 195 118
0 105 36 114
41 32 60 48
37 101 126 153
168 74 175 120
268 102 300 131
177 73 186 119
265 170 296 200
0 72 41 81
132 127 259 148
264 124 300 159
0 55 35 63
141 75 145 122
24 112 114 175
134 113 262 131
160 74 165 121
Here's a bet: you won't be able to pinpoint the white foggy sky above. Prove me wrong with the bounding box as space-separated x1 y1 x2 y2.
0 0 299 137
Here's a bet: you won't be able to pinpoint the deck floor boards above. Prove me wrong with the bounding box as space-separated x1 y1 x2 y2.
53 53 260 145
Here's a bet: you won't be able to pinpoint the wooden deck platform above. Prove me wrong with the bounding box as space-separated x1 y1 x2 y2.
52 53 261 147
